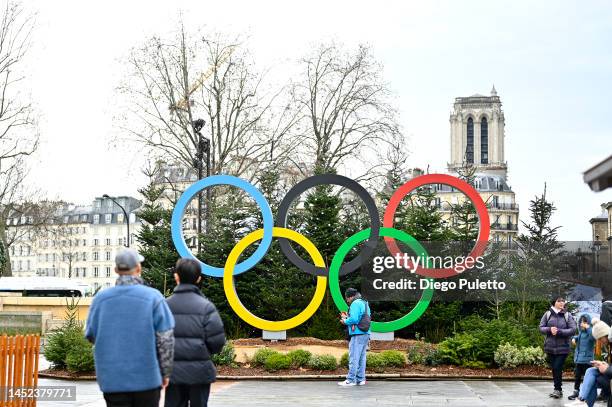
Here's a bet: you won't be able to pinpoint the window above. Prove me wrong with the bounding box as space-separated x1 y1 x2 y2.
94 267 99 277
481 117 488 164
117 213 124 223
82 268 87 277
93 214 100 224
466 118 474 163
106 267 111 277
93 239 99 246
63 216 69 224
93 252 99 261
105 251 111 261
75 268 79 277
82 252 87 261
83 239 87 246
93 282 99 291
104 214 112 224
105 238 111 246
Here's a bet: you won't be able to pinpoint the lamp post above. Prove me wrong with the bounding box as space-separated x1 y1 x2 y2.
192 119 210 254
102 195 130 248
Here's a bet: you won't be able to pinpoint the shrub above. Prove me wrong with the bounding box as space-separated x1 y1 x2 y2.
264 353 292 372
462 360 487 369
251 348 279 367
522 346 546 367
287 349 312 368
44 326 85 369
212 342 236 367
436 333 480 366
307 354 338 371
424 348 443 366
366 352 386 372
340 352 349 368
380 350 405 368
407 340 439 366
494 343 547 369
66 336 94 372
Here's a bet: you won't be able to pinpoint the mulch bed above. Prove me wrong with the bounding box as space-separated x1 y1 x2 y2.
217 364 573 379
38 368 96 380
233 337 428 351
40 365 573 381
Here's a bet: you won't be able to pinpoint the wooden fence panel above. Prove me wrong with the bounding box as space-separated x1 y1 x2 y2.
0 335 40 407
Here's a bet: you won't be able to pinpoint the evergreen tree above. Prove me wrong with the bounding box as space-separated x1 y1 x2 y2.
136 175 178 296
511 184 564 322
449 162 479 243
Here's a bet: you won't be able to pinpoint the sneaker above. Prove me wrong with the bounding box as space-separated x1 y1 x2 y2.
550 390 563 399
337 380 356 387
568 390 579 400
596 393 609 402
357 380 366 386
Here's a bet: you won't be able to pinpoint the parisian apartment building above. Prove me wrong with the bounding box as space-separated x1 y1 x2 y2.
7 196 141 292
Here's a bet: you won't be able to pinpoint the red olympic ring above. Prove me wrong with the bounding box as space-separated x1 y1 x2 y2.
382 174 490 278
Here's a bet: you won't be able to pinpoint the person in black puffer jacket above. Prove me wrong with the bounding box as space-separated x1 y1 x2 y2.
165 259 226 407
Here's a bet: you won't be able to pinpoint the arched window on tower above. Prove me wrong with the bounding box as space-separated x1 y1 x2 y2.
466 118 474 163
481 117 488 164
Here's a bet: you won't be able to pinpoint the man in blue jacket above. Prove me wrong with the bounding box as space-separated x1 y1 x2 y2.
85 249 175 407
338 288 370 387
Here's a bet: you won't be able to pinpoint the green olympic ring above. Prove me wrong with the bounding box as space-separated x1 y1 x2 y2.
328 227 434 333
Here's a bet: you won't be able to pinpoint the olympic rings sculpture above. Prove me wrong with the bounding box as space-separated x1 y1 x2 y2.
171 173 490 332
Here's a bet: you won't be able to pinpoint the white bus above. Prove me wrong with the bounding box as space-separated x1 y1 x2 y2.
0 277 89 297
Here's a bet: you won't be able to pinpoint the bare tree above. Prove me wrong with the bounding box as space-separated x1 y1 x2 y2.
118 22 300 183
291 43 401 175
0 2 38 276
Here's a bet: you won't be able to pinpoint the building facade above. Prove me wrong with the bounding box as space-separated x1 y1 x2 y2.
438 87 519 244
7 196 141 292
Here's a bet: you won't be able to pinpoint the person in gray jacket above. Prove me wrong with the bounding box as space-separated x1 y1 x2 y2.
165 258 226 407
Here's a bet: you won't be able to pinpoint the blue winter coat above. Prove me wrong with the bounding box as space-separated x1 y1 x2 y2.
572 314 595 364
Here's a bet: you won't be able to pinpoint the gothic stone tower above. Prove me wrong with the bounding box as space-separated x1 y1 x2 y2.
449 85 507 179
442 86 519 244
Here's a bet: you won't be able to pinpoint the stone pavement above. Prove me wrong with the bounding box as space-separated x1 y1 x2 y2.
35 378 603 407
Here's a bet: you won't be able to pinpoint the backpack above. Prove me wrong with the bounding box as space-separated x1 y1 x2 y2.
356 299 371 332
544 309 571 327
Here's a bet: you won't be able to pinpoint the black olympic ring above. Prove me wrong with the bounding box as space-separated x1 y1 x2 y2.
275 174 380 277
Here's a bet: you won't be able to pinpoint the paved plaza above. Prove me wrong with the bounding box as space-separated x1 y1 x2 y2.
36 377 603 407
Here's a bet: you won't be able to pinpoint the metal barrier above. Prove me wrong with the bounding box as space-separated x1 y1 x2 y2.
0 335 40 406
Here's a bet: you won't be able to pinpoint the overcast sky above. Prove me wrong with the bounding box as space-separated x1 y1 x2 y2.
22 0 612 240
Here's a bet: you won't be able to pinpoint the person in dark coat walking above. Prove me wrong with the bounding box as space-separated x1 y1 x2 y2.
165 259 226 407
539 296 577 399
568 314 595 400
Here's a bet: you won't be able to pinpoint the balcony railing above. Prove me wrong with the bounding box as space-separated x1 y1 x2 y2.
491 223 518 231
435 202 519 212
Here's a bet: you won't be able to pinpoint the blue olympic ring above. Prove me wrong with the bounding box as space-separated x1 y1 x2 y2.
170 174 274 277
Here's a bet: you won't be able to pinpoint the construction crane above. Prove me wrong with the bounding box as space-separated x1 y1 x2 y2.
169 45 236 112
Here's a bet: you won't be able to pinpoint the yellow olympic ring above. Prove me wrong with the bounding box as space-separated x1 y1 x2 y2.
223 227 327 331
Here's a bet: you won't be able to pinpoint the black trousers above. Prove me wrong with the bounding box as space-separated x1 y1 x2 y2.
574 363 591 390
103 388 160 407
548 353 568 391
165 383 211 407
